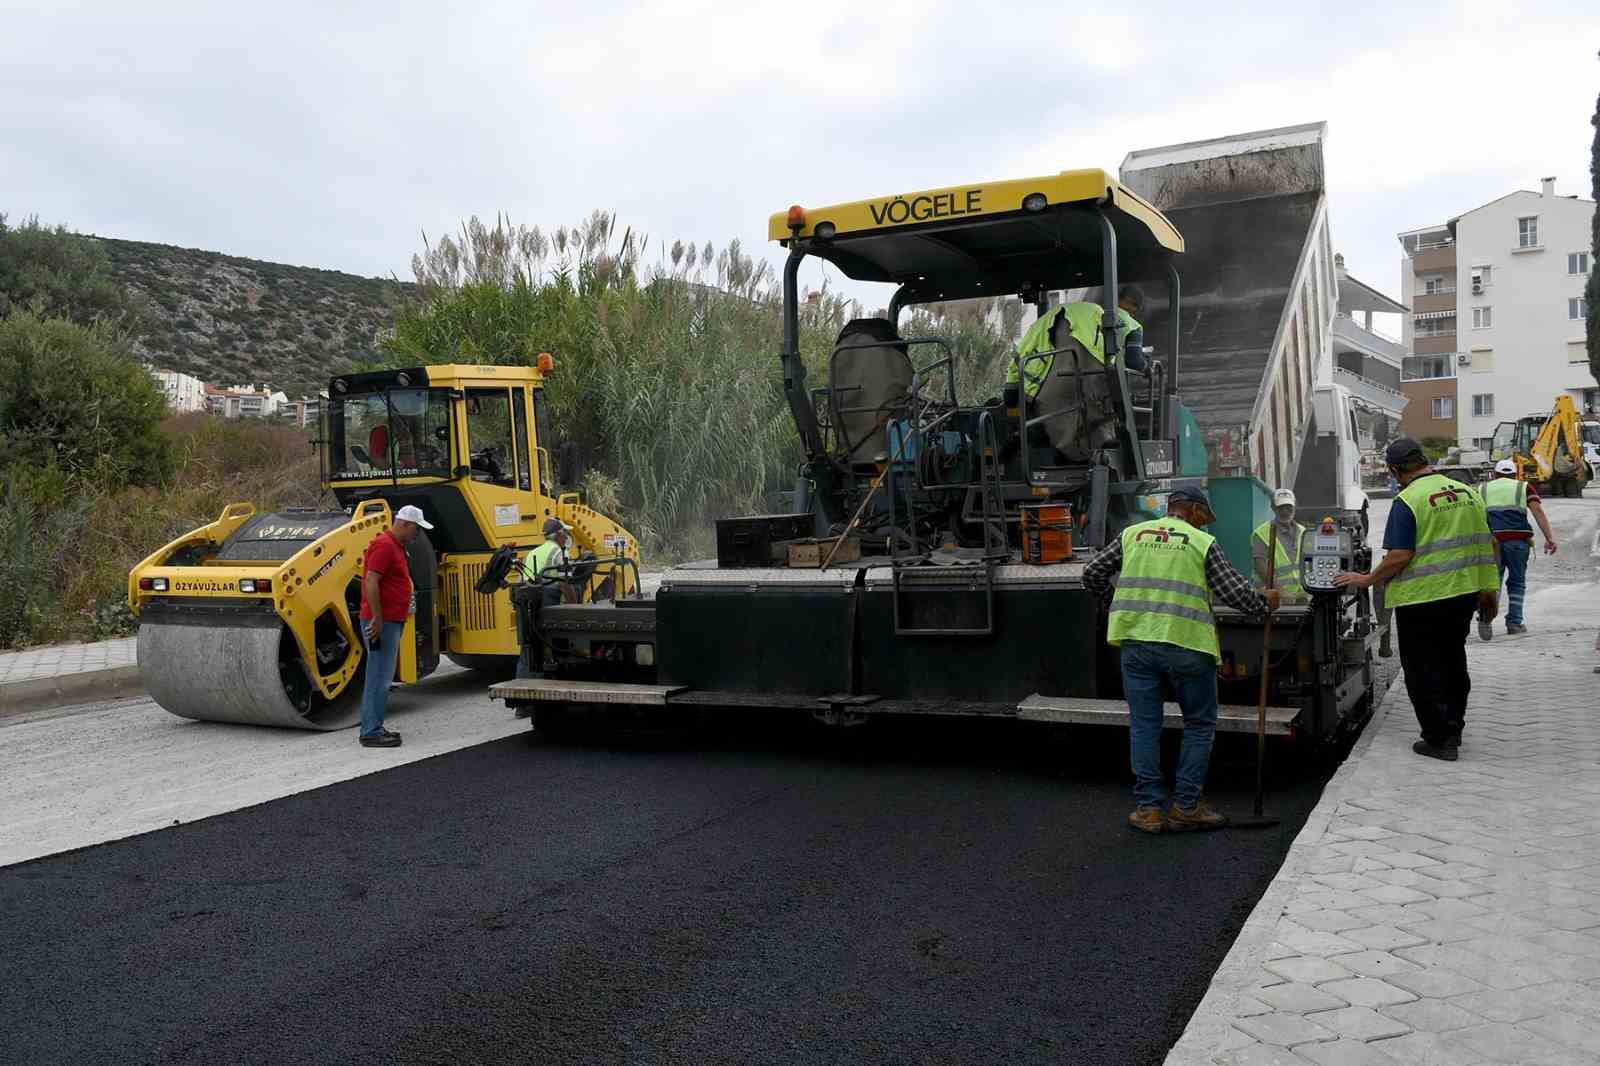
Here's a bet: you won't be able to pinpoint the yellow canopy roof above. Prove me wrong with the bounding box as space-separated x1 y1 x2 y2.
767 169 1183 303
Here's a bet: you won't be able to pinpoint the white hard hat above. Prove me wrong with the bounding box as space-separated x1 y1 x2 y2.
1494 459 1517 475
394 504 434 530
1272 489 1296 508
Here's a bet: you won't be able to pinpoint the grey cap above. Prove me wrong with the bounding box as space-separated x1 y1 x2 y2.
542 517 566 536
1167 486 1213 511
1384 437 1426 467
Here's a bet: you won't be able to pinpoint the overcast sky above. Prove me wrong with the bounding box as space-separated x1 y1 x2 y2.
3 1 1595 324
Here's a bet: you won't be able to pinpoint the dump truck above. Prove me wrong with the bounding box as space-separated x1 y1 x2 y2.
129 363 641 728
492 127 1380 750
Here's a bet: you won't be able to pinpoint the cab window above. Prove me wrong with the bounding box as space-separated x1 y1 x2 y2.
465 388 516 487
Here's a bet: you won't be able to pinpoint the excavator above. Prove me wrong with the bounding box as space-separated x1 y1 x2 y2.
1490 394 1592 498
128 362 641 729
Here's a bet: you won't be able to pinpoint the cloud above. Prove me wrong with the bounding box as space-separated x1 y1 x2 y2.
1 0 1593 315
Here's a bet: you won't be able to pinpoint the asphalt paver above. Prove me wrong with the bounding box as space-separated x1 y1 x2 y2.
1 716 1331 1065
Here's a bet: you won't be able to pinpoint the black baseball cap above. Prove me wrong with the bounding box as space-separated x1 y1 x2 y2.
1167 486 1214 511
1383 437 1426 467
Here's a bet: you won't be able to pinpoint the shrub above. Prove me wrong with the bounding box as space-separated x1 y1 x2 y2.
0 311 173 485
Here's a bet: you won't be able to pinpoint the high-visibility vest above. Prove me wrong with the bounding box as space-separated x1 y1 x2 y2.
1253 520 1306 595
522 539 566 583
1482 477 1532 535
1106 516 1220 661
1006 304 1142 397
1384 473 1499 609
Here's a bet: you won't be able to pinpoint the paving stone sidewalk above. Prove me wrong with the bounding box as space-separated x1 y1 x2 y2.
0 637 140 714
1168 615 1600 1065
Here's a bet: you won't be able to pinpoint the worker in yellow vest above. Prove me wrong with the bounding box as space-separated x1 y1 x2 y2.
1335 438 1498 761
1004 286 1147 458
1252 488 1307 601
1084 486 1280 834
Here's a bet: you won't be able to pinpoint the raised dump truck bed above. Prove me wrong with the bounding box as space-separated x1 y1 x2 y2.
1122 124 1336 492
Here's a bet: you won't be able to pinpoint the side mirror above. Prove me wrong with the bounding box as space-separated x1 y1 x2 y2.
557 441 581 487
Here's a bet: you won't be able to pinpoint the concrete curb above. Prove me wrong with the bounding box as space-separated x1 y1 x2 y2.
1164 678 1398 1064
0 666 145 720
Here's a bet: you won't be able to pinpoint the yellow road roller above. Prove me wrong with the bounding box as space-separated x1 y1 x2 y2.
129 362 640 729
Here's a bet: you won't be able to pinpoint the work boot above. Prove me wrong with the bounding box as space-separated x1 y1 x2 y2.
359 730 402 748
1167 801 1229 832
1477 618 1493 642
1127 807 1165 834
1412 739 1456 762
1445 732 1462 750
1506 623 1526 635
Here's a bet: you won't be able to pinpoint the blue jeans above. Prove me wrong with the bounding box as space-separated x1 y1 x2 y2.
359 621 404 737
1121 639 1221 810
1497 540 1530 626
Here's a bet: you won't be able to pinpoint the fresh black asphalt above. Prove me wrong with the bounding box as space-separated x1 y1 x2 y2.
1 716 1332 1065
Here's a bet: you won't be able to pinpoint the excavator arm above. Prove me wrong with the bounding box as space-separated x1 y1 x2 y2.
1529 395 1584 481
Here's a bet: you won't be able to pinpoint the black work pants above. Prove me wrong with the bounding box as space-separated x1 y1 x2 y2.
1395 591 1478 745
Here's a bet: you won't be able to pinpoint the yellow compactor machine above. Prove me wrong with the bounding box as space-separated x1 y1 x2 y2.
129 362 640 728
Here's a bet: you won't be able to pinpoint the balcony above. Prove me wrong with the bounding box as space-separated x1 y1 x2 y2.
1412 291 1457 316
1402 355 1457 381
1332 314 1405 365
1411 245 1457 273
1334 366 1408 416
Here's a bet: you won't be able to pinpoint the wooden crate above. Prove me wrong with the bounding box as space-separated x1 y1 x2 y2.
787 536 861 568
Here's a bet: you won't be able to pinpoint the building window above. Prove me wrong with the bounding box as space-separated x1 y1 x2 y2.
1472 307 1492 329
1572 252 1591 275
1471 437 1494 451
1423 274 1446 294
1518 217 1539 248
1572 297 1590 321
1472 394 1494 417
1431 396 1455 420
1471 349 1495 373
1414 316 1456 337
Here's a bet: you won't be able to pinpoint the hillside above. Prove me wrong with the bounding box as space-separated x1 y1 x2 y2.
96 237 411 396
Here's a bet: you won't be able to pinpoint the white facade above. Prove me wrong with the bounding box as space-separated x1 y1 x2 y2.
150 368 207 413
206 385 287 419
1449 181 1594 448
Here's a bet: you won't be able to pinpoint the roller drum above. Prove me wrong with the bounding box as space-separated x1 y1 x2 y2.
138 618 364 730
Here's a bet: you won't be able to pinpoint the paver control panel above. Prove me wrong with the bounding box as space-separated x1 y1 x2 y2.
1299 518 1353 593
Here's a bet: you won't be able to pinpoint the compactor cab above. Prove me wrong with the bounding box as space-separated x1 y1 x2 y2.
130 362 642 729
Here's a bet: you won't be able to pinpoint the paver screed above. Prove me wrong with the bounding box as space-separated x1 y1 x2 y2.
1167 604 1600 1065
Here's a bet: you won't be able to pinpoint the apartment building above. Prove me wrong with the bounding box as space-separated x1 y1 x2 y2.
148 368 207 413
1332 254 1408 448
1398 177 1596 447
278 396 323 428
204 384 289 419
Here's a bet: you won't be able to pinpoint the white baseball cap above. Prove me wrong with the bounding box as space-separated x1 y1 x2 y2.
1494 459 1517 475
1272 489 1296 508
394 504 434 529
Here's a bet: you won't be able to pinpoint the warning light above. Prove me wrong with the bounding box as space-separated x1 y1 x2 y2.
536 352 555 372
786 204 806 228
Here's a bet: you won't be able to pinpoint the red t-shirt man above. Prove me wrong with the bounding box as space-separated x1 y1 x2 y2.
360 529 413 623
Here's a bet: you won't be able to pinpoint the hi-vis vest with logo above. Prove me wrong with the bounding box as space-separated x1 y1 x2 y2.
1385 473 1499 609
1482 477 1532 535
1006 303 1142 398
1107 517 1220 661
1253 520 1306 596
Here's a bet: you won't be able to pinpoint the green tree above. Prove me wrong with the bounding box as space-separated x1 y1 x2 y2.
383 212 1014 555
0 311 173 486
0 215 147 330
